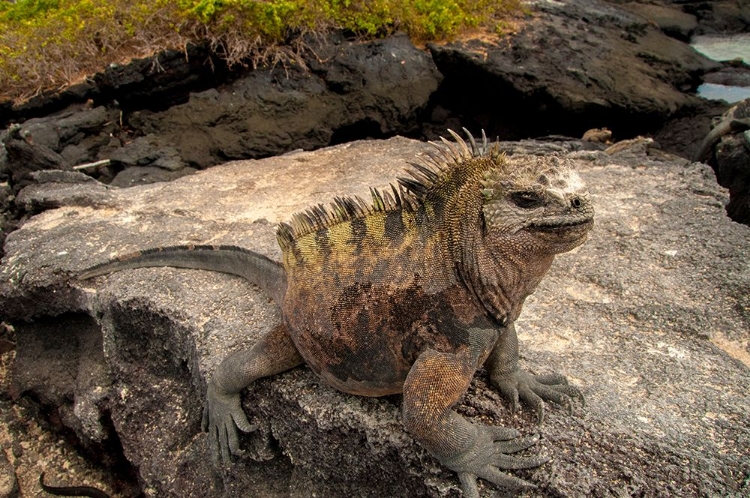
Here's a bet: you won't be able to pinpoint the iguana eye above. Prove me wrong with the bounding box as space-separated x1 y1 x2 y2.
511 191 542 209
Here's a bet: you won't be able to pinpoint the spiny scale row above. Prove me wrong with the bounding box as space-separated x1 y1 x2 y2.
277 129 491 247
398 128 495 195
277 182 419 247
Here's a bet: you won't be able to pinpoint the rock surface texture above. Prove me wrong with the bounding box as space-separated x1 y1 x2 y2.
127 32 443 169
1 136 748 497
427 0 717 142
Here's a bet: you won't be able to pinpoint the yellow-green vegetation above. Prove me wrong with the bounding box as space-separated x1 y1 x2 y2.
0 0 522 103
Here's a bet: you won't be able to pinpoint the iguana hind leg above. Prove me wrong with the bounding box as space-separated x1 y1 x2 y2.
403 333 547 496
202 323 303 464
485 323 583 423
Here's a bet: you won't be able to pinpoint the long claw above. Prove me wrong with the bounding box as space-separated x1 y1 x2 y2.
478 466 538 490
517 383 545 423
220 425 232 465
458 472 480 498
534 373 568 385
232 412 256 433
552 383 585 405
209 426 220 466
511 389 521 413
227 423 241 455
493 452 550 470
497 383 521 413
528 384 571 411
201 405 209 432
494 434 540 454
488 426 520 441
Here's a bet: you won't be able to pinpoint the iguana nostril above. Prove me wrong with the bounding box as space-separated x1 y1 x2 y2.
571 197 582 208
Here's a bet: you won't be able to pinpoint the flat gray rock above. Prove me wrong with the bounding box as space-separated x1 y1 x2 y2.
1 136 748 497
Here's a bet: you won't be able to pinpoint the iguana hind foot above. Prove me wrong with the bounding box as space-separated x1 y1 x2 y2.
202 383 258 465
445 424 548 498
201 324 303 465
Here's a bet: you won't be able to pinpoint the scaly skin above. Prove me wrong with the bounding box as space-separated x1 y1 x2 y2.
81 130 594 495
693 99 750 164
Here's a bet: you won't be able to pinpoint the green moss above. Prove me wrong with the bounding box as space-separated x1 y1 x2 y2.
0 0 60 22
0 0 522 102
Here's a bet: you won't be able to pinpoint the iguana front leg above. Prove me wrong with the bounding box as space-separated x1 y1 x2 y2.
403 328 547 496
485 323 583 423
202 323 303 464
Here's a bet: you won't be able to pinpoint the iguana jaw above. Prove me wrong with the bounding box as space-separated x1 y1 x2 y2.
529 213 594 231
527 215 593 250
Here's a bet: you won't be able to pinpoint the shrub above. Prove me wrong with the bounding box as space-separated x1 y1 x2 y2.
0 0 523 102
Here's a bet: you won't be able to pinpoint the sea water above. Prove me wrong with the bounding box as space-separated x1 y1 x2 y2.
692 33 750 103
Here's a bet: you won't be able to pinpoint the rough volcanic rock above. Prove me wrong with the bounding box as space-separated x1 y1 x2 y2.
107 135 196 187
91 44 233 113
0 125 72 193
2 103 117 156
0 1 737 177
1 136 748 497
619 1 698 41
0 44 231 129
717 132 750 224
0 81 98 131
703 63 750 88
0 181 16 258
652 99 731 162
1 0 745 176
0 106 121 189
0 447 18 498
680 0 750 34
129 33 442 168
2 33 441 182
427 0 719 142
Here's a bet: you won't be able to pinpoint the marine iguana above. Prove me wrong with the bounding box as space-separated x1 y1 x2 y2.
693 100 750 164
80 130 594 496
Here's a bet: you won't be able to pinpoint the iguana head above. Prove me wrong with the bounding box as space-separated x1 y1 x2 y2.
394 129 593 256
480 155 594 252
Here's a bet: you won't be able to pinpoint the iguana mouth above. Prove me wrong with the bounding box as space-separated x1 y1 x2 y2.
530 216 594 231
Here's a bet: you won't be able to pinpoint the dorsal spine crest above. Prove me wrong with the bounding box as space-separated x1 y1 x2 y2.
276 129 504 251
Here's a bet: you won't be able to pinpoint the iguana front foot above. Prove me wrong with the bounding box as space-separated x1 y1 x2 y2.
439 422 548 498
202 380 258 464
492 369 583 423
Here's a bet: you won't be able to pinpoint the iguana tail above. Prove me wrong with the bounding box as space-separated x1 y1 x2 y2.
79 245 286 303
693 117 750 163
